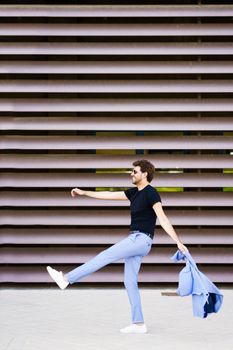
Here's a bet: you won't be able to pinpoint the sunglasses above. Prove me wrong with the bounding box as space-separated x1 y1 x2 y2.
131 169 140 174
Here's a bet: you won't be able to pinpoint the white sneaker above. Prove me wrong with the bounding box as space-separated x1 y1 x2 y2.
46 266 69 290
120 324 147 334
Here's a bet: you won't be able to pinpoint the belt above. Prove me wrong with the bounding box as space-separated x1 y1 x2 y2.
129 230 154 239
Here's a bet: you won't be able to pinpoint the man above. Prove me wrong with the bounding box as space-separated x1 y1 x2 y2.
47 159 188 334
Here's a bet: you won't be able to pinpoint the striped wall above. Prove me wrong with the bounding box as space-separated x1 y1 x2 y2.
0 0 233 285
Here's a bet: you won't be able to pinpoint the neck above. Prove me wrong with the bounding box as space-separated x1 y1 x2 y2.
137 182 149 191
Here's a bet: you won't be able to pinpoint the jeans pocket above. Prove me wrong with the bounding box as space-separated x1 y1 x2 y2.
145 236 153 246
143 241 152 257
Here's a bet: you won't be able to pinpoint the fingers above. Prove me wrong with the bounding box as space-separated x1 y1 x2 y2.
182 246 189 254
71 188 77 197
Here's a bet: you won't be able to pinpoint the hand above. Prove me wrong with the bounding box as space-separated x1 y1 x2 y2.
177 242 189 254
71 188 85 197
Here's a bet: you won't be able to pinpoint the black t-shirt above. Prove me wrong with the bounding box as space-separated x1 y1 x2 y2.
124 184 162 238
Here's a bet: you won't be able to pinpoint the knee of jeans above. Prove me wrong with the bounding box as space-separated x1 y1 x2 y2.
124 276 138 289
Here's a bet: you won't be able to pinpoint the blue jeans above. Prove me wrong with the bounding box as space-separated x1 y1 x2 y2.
65 231 153 323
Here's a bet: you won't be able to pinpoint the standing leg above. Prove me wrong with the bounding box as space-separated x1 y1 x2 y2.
124 255 144 324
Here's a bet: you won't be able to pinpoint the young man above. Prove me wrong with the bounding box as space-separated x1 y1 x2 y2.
47 159 188 334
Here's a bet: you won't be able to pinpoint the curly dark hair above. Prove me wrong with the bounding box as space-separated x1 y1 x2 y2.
132 159 155 183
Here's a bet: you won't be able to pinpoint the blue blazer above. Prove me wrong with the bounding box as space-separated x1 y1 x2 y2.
171 250 223 318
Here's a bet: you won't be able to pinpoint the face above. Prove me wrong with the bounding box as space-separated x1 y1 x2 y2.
130 166 147 185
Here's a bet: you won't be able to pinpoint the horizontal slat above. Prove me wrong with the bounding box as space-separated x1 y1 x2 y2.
1 4 232 288
1 154 232 169
0 23 232 36
1 80 233 93
0 99 232 112
0 42 232 55
2 135 232 150
1 172 232 188
1 228 232 245
0 61 233 74
0 209 232 226
1 247 232 264
0 5 232 17
1 116 233 131
1 265 231 283
1 191 232 207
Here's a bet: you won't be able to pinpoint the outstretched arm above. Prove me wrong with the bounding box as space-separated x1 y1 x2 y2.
71 187 128 200
153 202 188 253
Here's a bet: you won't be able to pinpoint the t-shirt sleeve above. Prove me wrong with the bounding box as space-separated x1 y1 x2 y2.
124 187 137 201
148 188 162 206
